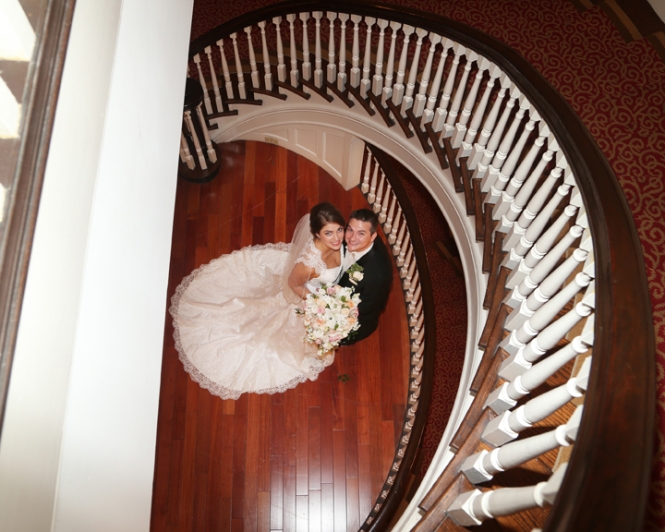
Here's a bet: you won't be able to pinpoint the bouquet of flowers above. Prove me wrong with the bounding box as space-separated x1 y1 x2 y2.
296 284 361 356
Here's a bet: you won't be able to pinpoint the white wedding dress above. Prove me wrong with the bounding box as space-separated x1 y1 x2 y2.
170 228 345 400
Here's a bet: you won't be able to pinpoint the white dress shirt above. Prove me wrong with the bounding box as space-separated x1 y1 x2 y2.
343 242 374 270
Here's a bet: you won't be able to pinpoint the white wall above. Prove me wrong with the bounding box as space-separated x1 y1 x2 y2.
0 0 193 530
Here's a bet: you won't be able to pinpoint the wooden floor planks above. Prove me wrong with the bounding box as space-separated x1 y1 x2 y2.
150 141 410 532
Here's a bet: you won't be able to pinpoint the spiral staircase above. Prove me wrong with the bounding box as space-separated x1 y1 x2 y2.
178 1 655 530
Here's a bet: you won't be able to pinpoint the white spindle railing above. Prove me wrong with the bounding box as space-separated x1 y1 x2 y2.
358 146 431 527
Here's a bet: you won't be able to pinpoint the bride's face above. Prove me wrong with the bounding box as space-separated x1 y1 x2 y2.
316 223 344 251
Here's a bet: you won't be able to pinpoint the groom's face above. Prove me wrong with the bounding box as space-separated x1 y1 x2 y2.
345 218 377 253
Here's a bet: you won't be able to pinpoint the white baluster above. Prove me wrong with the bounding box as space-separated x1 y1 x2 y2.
496 141 554 233
409 308 423 335
195 104 217 163
373 19 388 95
487 111 540 204
367 162 379 203
467 77 510 170
361 147 372 193
499 302 593 378
481 95 528 193
452 56 489 147
482 378 585 447
507 224 584 291
394 220 407 256
505 269 590 336
503 187 574 269
360 17 376 98
502 166 563 252
216 39 234 99
180 131 195 170
258 22 273 91
406 270 420 302
389 207 402 244
230 33 247 99
244 27 260 89
382 21 400 105
399 240 413 269
505 246 587 308
462 424 572 483
312 12 323 88
457 63 501 160
442 51 478 137
273 17 287 83
408 289 422 316
401 28 428 114
204 46 222 112
421 38 451 126
473 84 519 180
431 43 464 132
412 33 441 118
337 13 349 91
485 337 588 414
411 328 424 352
448 479 555 527
300 13 311 81
384 194 397 233
411 334 425 364
500 272 591 355
286 14 299 86
392 24 414 105
379 182 392 223
326 12 337 83
349 15 362 88
405 262 418 293
183 110 207 170
373 172 385 214
193 54 213 114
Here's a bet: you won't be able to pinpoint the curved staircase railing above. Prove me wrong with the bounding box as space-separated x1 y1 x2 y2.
183 1 655 530
356 144 436 531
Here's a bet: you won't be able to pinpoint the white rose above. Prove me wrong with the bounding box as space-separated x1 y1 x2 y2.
352 271 363 281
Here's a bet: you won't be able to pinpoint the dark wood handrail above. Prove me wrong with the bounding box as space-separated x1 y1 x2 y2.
188 1 656 529
364 144 437 531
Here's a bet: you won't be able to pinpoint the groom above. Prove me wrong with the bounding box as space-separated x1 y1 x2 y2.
339 209 393 346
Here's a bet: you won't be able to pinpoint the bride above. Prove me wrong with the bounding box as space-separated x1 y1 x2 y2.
170 202 348 400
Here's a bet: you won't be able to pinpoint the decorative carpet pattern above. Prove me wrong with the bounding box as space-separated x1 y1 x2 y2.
191 0 665 528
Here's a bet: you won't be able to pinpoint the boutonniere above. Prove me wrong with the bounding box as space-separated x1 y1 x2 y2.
347 263 364 285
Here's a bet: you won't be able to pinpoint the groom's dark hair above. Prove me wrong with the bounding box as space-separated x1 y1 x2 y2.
349 208 379 234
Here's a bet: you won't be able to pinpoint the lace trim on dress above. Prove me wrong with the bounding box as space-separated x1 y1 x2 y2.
169 242 334 400
295 238 327 274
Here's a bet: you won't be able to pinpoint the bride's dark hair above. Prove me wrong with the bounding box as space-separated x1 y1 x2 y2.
309 202 345 236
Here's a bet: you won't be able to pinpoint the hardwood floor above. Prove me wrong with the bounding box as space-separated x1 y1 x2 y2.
150 141 411 532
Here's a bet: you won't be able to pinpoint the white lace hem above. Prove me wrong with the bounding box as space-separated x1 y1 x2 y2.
169 242 334 400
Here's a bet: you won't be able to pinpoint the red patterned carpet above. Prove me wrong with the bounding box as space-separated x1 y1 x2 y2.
190 0 665 528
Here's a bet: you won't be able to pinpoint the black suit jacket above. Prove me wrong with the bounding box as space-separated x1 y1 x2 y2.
339 237 393 345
